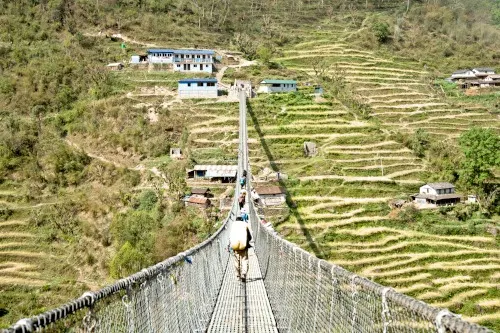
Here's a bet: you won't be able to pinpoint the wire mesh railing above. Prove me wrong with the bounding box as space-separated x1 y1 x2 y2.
248 201 493 333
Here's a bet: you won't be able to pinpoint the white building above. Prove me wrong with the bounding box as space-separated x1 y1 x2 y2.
412 182 461 207
451 69 476 80
187 165 238 183
255 186 286 206
147 49 214 73
178 78 218 99
257 79 297 93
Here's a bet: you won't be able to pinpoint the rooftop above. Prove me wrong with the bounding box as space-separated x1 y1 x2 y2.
191 188 211 195
192 165 238 171
187 196 209 204
255 186 286 195
261 79 297 85
425 182 455 190
147 48 215 55
473 67 496 72
452 69 471 74
178 78 218 84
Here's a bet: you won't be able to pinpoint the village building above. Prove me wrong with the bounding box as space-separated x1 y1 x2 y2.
187 165 238 183
185 196 211 209
450 67 500 89
170 148 183 160
451 69 476 81
130 54 148 64
303 141 318 157
257 79 297 93
314 85 323 95
178 78 218 99
255 186 286 206
107 62 124 71
146 49 214 73
472 67 496 77
411 182 461 207
190 188 212 198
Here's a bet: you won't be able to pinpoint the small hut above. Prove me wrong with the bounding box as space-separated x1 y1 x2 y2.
185 196 210 209
191 188 212 198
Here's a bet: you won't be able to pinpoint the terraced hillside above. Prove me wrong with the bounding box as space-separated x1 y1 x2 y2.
277 29 500 140
0 184 86 324
247 28 499 329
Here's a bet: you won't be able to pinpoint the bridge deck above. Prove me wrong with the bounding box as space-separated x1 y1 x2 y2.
207 248 277 333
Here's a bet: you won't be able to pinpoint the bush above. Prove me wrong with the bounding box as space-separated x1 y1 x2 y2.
372 22 391 43
134 190 158 211
110 242 149 278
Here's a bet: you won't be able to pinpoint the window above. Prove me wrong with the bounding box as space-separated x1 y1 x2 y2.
177 64 180 67
272 83 280 87
187 83 191 87
198 82 203 87
207 82 215 86
194 64 198 67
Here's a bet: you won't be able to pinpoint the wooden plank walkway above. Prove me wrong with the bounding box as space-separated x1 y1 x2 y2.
207 247 277 333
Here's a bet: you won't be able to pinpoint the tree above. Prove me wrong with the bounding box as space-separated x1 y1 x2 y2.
459 127 500 189
110 242 149 278
160 160 188 200
409 128 430 157
256 45 273 65
372 21 391 43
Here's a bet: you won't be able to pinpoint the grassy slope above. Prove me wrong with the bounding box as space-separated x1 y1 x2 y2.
246 21 500 330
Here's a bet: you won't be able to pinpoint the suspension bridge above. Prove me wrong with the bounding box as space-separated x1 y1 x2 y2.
4 91 493 333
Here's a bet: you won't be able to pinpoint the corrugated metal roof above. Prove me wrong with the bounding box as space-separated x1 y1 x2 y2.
187 196 209 204
255 186 285 195
424 182 455 190
178 78 218 84
147 49 215 55
147 49 175 53
191 188 210 194
473 67 495 72
174 49 215 55
261 79 297 84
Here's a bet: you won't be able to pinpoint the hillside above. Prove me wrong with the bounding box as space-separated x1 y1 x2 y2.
1 0 500 330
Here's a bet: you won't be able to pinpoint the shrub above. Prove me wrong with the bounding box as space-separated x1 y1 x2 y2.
110 242 149 278
372 22 391 43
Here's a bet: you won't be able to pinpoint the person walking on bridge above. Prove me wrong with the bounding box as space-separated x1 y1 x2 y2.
229 216 252 282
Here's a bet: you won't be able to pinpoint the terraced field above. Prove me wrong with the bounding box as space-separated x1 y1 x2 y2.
277 33 500 141
0 185 86 326
247 29 499 328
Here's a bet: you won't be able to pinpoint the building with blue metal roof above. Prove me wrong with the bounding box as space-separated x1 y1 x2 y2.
145 48 215 73
258 79 297 93
178 78 218 99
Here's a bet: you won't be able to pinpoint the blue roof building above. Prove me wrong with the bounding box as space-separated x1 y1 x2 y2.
178 78 218 99
146 48 214 73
